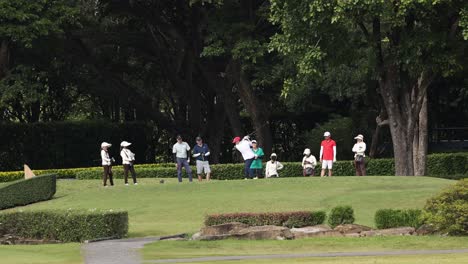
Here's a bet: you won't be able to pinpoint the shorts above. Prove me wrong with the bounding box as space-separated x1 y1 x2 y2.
196 160 211 174
321 160 333 169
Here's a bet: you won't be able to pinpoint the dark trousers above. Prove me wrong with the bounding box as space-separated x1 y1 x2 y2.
252 168 263 178
177 158 193 182
124 164 137 184
355 158 366 176
244 158 254 178
103 165 114 186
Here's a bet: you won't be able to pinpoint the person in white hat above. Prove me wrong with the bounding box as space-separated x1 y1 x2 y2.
352 134 366 176
100 142 114 187
319 131 336 177
302 148 317 176
265 153 284 178
120 141 137 185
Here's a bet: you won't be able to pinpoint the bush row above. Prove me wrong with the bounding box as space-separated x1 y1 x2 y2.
328 206 355 228
0 174 56 210
1 153 467 182
0 210 128 242
204 211 327 228
374 209 423 229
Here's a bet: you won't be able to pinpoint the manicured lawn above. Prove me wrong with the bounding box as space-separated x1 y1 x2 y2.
175 254 468 264
0 243 82 264
14 176 455 237
142 236 468 260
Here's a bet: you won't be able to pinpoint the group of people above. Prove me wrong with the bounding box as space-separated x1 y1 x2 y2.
99 131 367 186
233 131 367 179
100 141 138 187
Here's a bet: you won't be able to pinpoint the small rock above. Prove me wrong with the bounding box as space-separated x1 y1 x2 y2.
232 225 294 240
334 224 373 234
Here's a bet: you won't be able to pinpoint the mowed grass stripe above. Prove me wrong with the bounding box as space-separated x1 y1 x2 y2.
9 176 456 237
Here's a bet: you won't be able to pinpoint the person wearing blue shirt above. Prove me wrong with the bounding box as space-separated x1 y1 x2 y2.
192 136 211 181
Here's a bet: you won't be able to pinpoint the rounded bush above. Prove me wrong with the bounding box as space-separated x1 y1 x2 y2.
0 174 56 210
328 205 355 228
375 209 423 229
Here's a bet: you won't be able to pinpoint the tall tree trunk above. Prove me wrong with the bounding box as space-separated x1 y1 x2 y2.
369 110 389 158
0 40 10 80
413 93 428 176
232 62 273 156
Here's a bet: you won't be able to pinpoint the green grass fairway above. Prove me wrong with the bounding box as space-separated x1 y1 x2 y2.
15 176 455 237
142 237 468 260
174 254 468 264
0 243 82 264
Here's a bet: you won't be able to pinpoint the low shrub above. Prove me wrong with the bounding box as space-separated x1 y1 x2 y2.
0 210 128 242
423 179 468 235
374 209 423 229
205 211 326 228
0 174 56 210
328 205 355 228
1 153 467 182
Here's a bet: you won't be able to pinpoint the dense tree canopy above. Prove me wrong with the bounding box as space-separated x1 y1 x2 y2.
0 0 466 172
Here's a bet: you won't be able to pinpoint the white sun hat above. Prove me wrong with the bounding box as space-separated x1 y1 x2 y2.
303 148 311 155
101 142 112 148
120 141 132 147
354 134 364 140
251 140 258 144
323 131 331 137
270 153 277 157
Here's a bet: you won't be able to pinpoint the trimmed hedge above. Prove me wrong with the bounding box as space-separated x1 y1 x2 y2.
0 210 128 242
375 209 423 229
205 211 327 228
328 205 355 228
0 174 56 210
423 179 468 235
1 153 467 182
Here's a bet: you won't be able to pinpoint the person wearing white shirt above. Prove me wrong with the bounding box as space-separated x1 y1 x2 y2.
302 148 317 176
100 142 114 187
173 135 193 182
352 134 367 176
120 141 138 185
265 153 284 178
233 135 256 179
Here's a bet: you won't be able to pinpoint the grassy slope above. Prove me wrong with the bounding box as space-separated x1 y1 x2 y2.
0 243 82 264
142 237 468 259
14 176 454 237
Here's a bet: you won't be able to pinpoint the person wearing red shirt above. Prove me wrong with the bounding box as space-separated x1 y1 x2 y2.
319 131 337 177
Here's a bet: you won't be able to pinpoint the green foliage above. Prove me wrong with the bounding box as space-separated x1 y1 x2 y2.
204 211 326 228
0 121 154 171
0 174 56 210
375 209 423 229
423 179 468 235
0 209 128 242
0 0 78 47
328 205 355 228
301 116 355 160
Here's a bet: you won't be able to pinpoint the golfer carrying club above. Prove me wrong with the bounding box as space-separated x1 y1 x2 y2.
192 136 211 181
232 135 255 179
173 135 193 182
319 131 336 177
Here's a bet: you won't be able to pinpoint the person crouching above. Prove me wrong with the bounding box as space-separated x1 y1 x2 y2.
265 153 284 178
121 141 138 185
100 142 114 187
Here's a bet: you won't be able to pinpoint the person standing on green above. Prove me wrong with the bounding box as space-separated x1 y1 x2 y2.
250 140 264 179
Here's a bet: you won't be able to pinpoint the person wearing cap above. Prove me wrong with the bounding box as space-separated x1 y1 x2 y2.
352 134 367 176
265 153 284 178
173 135 193 182
319 131 337 177
120 141 137 185
100 142 114 187
250 140 264 179
192 136 211 181
232 135 255 179
302 148 317 176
